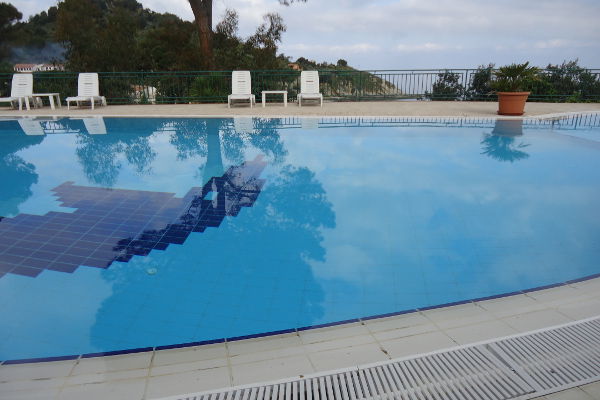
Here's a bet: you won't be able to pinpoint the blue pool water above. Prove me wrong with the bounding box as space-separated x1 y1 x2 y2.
0 115 599 361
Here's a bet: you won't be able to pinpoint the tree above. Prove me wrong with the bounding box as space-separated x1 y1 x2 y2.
188 0 213 69
55 0 103 70
465 64 494 100
188 0 305 69
0 2 22 62
426 71 465 101
56 0 142 71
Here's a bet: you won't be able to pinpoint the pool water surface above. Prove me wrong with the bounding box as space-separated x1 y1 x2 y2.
0 116 599 361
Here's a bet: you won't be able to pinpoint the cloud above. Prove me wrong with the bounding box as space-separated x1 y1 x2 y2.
396 43 462 52
285 43 380 54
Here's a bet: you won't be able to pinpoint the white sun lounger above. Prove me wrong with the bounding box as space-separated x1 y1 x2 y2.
228 71 255 108
298 71 323 107
0 74 34 110
66 73 107 110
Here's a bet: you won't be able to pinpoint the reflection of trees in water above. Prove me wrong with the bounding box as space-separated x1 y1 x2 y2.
90 121 335 349
168 117 288 170
74 117 289 188
481 134 530 162
75 133 157 187
481 120 530 163
0 126 43 216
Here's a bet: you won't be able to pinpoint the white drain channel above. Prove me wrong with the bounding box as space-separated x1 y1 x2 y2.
157 317 600 400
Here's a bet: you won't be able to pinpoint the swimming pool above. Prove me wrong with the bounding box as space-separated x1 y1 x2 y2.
1 115 599 362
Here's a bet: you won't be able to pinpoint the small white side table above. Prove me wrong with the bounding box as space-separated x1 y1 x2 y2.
261 90 287 107
33 93 62 110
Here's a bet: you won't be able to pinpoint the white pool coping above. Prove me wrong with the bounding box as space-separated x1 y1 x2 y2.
0 277 598 399
1 100 600 120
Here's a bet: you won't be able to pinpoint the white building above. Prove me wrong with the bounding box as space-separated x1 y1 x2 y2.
13 63 65 72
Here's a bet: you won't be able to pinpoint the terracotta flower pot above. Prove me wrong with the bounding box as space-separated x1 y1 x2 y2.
497 92 530 116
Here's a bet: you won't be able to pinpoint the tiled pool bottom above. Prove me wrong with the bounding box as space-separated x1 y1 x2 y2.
1 115 600 362
0 277 598 400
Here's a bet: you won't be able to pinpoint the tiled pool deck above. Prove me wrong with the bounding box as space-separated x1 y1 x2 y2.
1 100 600 118
1 102 599 399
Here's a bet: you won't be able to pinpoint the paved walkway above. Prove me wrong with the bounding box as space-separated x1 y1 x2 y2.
1 101 600 118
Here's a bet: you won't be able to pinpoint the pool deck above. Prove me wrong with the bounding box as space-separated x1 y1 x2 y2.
0 102 599 399
1 100 600 118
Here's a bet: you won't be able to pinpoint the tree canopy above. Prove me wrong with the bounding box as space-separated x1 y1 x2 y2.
2 0 363 75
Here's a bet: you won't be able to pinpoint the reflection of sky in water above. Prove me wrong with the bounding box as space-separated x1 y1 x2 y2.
0 117 599 360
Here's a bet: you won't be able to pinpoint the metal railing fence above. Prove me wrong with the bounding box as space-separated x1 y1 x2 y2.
1 68 599 105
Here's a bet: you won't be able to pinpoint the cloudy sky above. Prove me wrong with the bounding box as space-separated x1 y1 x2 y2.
12 0 600 69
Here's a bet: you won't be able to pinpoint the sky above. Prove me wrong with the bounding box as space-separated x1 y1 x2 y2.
11 0 600 70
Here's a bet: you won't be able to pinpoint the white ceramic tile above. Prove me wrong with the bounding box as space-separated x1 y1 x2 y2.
542 387 594 400
228 345 307 366
379 331 457 359
502 309 573 332
152 344 227 366
476 294 546 317
231 355 314 386
71 352 153 375
526 286 591 306
422 303 495 329
444 319 519 345
227 333 302 356
371 322 439 342
303 333 375 353
145 367 231 399
556 300 600 321
150 357 227 377
363 312 430 333
525 285 582 302
298 323 370 344
421 303 483 320
0 387 61 400
0 376 65 392
569 278 600 292
0 361 75 381
65 368 148 386
580 381 600 399
58 378 146 400
308 343 389 372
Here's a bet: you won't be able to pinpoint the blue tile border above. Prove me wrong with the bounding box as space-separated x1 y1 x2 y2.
1 272 598 365
80 346 155 359
2 354 79 365
154 338 225 351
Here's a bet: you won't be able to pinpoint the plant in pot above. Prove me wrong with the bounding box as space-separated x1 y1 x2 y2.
491 62 540 116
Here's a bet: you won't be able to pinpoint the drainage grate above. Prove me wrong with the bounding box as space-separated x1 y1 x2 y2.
157 317 600 400
488 318 600 394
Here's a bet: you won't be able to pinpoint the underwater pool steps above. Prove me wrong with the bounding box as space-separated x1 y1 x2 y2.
157 316 600 400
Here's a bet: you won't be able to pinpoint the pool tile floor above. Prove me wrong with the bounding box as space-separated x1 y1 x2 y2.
0 276 598 400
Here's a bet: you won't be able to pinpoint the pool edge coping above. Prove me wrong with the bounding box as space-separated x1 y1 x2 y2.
1 110 599 121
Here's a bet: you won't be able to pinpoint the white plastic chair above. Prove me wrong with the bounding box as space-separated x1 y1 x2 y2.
66 73 107 110
228 71 255 108
0 74 34 110
298 71 323 107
